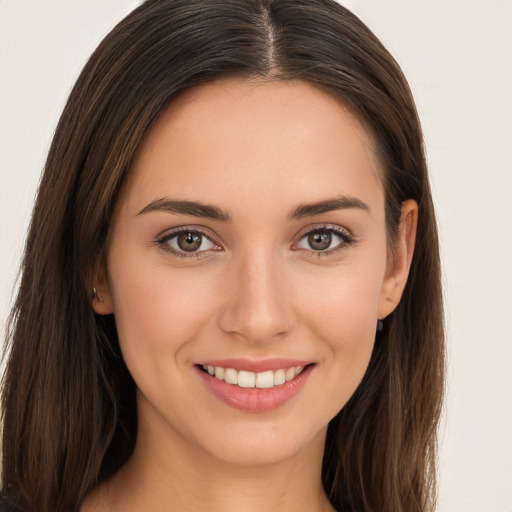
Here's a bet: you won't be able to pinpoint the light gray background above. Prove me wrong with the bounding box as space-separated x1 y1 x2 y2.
1 1 511 511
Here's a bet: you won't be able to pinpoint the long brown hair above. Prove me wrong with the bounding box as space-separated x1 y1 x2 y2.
1 1 444 511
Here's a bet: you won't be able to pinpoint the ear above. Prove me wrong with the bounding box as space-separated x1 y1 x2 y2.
377 199 418 319
91 264 114 315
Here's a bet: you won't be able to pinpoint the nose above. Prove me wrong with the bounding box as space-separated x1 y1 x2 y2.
218 248 295 345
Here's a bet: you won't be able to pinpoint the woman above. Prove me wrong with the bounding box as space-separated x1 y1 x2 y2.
1 1 444 511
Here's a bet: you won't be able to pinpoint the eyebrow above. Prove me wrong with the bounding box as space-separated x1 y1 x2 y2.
137 194 370 221
137 198 231 221
288 195 370 220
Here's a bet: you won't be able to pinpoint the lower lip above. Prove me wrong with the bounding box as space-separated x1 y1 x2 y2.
195 364 314 412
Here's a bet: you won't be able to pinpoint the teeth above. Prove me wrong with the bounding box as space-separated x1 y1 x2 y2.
274 369 286 385
238 370 256 388
203 364 307 388
224 368 238 385
285 367 295 382
255 370 274 388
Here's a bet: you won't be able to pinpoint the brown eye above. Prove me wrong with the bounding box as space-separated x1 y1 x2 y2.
296 226 354 254
177 231 203 252
307 231 332 251
159 229 217 255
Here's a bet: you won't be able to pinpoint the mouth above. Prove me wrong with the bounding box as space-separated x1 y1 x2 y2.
195 360 315 412
197 363 308 389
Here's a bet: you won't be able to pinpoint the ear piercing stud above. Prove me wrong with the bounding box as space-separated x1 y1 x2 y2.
91 287 104 303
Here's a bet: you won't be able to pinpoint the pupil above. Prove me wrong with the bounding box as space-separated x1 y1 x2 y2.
177 232 202 252
308 231 331 251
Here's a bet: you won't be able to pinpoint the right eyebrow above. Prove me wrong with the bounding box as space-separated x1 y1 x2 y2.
137 198 231 222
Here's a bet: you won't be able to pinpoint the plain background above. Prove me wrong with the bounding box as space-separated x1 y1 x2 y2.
1 1 511 511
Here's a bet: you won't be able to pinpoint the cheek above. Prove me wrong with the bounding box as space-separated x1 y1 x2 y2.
294 263 384 409
107 255 219 377
299 261 384 341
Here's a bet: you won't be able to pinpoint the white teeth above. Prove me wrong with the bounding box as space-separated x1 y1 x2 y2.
285 367 295 382
204 364 308 388
274 369 286 385
255 370 274 389
224 368 238 385
238 370 256 388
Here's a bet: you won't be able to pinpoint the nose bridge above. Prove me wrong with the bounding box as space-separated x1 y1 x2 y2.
219 245 294 343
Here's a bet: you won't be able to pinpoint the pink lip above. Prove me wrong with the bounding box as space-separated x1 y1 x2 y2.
195 363 314 412
197 358 311 373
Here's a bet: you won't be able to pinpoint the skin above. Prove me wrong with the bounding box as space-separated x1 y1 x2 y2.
85 79 417 512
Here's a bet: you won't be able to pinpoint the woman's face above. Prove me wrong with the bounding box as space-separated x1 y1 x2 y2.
95 79 415 467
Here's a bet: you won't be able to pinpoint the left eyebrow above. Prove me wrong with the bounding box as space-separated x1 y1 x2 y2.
288 195 371 220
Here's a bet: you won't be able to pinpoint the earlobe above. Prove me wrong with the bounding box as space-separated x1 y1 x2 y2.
91 266 114 315
377 199 418 320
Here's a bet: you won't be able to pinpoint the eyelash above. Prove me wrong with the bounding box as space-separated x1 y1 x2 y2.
156 226 220 260
295 224 356 258
155 224 356 260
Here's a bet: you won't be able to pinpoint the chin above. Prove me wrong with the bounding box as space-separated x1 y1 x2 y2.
189 414 330 468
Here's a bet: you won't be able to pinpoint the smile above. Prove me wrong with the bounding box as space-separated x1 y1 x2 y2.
200 364 305 389
195 359 315 412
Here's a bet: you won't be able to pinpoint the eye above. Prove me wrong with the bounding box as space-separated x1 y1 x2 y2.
296 226 355 254
157 228 219 257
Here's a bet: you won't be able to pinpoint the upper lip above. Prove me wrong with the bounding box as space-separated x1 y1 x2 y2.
196 358 313 373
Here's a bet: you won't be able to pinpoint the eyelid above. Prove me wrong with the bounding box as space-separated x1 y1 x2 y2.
156 225 218 242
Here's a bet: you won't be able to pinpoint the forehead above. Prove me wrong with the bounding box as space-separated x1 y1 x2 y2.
124 78 383 216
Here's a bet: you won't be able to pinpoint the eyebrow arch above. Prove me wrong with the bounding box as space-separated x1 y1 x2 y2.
288 195 370 220
137 198 231 222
